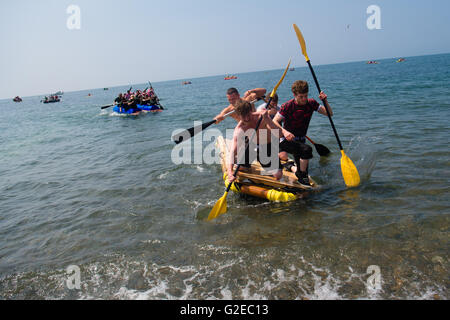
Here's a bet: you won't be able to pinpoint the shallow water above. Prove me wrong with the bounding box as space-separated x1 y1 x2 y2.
0 54 449 299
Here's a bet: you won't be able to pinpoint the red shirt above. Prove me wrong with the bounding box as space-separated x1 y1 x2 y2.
279 98 320 138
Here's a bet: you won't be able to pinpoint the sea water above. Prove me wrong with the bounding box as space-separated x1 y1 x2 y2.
0 53 448 299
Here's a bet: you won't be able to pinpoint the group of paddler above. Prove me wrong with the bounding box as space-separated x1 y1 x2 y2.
100 82 164 113
213 82 330 188
171 24 360 220
42 95 61 103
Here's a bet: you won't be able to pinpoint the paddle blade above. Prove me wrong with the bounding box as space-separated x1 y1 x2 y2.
340 150 360 187
315 143 331 157
207 191 228 221
269 59 291 98
293 24 310 61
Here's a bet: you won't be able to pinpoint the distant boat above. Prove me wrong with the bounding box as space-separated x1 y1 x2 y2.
182 81 192 85
13 96 22 102
289 67 295 71
42 95 61 103
104 88 109 90
224 75 237 80
366 61 378 64
396 58 405 63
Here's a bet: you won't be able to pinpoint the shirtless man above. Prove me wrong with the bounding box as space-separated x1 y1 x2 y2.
227 100 283 184
214 87 266 123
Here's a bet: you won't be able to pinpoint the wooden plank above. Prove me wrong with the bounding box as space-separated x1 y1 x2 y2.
216 136 318 191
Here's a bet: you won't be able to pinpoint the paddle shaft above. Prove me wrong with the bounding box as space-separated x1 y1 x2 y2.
305 135 315 144
306 60 344 151
148 81 165 109
197 109 236 135
101 104 115 109
173 100 257 144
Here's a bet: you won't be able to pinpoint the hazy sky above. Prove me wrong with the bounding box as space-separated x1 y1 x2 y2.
1 0 449 99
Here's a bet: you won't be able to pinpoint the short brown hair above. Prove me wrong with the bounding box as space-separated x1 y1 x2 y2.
234 100 252 117
227 88 239 95
291 80 309 95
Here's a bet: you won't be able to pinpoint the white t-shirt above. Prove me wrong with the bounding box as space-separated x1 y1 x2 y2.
256 103 281 119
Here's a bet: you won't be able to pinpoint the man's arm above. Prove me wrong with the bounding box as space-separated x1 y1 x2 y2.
215 97 260 123
243 88 266 101
227 128 239 183
317 91 333 116
273 114 295 141
214 105 238 123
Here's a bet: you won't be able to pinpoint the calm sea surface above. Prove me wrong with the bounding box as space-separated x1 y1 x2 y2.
0 54 448 299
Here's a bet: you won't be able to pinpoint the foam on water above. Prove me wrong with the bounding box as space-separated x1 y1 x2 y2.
2 241 446 300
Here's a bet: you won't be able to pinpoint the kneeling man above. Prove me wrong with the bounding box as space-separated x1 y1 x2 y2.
227 100 283 183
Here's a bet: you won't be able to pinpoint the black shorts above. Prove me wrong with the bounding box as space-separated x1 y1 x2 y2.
279 139 313 160
240 143 282 170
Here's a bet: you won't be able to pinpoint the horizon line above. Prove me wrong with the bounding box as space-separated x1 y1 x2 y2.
3 51 449 101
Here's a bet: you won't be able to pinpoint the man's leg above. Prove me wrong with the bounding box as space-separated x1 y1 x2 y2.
299 159 309 173
280 140 313 187
258 143 283 181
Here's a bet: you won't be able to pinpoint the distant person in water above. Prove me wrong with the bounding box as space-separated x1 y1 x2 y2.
214 87 266 123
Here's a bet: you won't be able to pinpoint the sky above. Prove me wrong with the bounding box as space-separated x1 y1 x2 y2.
1 0 450 99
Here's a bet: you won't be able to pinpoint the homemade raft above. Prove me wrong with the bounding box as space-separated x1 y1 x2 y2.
216 136 319 202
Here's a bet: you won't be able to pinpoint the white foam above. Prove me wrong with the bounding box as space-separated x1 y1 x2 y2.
2 250 447 300
158 172 169 180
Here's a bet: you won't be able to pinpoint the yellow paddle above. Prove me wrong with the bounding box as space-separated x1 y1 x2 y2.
207 59 292 221
293 24 360 188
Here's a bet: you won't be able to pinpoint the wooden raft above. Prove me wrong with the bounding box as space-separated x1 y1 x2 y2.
216 136 318 193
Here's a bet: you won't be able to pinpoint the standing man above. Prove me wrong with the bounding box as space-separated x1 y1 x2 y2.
214 87 266 123
273 80 333 187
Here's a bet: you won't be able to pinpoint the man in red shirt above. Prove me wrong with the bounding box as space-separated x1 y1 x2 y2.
273 80 333 187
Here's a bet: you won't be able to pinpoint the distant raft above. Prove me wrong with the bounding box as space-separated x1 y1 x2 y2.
42 96 61 103
216 136 319 202
113 104 163 115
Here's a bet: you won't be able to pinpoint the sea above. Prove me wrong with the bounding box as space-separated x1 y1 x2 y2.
0 53 448 300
